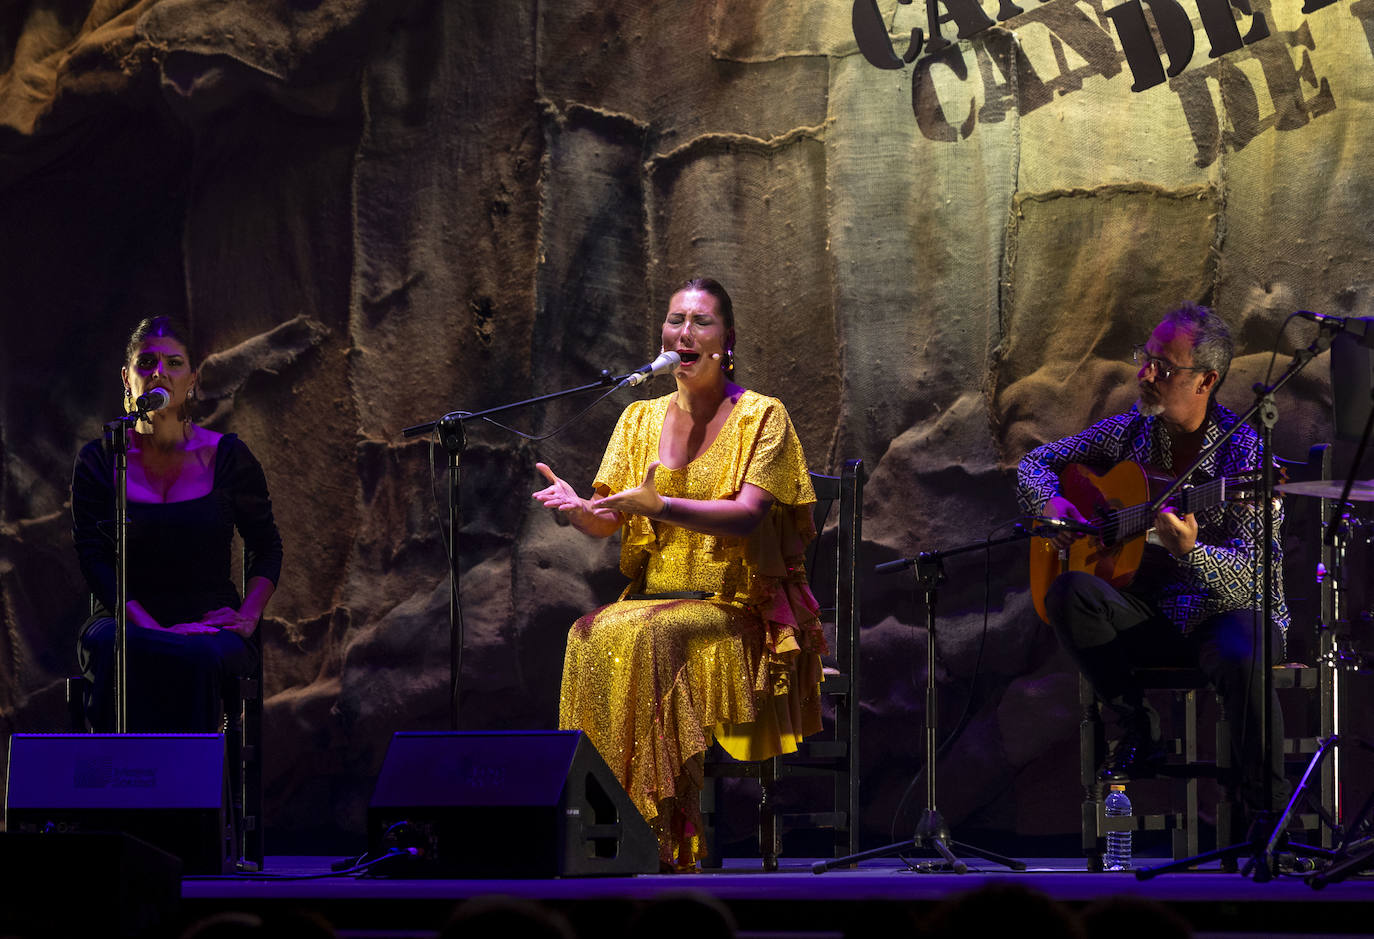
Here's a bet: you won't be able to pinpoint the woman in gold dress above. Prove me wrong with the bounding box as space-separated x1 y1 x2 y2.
532 278 825 870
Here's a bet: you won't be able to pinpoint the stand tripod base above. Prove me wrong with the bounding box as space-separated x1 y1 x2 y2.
1135 816 1336 881
1309 837 1374 889
812 810 1026 874
1136 735 1351 882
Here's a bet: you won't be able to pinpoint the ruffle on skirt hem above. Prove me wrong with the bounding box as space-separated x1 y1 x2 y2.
559 596 824 868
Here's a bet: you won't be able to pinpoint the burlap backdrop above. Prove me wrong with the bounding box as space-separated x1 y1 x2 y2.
1 0 1367 854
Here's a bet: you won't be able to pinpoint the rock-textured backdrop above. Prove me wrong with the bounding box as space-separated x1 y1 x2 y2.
2 0 1370 856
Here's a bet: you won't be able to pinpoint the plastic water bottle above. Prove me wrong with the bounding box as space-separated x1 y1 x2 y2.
1104 784 1132 871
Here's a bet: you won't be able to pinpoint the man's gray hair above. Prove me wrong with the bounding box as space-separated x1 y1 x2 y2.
1163 302 1233 390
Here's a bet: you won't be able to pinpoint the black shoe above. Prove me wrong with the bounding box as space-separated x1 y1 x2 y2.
1100 733 1166 781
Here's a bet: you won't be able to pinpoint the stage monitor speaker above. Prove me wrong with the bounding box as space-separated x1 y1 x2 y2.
5 733 233 874
367 730 659 877
0 831 181 937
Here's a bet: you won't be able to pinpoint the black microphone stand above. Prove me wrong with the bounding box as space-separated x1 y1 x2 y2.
103 406 155 733
401 366 655 730
813 528 1037 874
1136 319 1344 881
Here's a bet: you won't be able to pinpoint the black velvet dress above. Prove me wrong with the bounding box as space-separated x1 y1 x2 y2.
71 432 283 733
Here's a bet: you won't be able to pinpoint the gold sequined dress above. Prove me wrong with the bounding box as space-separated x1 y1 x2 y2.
559 390 825 869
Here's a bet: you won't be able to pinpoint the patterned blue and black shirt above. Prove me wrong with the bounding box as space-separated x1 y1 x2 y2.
1016 402 1289 641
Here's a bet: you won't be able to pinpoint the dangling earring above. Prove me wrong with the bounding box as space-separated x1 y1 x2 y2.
725 348 735 373
123 386 133 413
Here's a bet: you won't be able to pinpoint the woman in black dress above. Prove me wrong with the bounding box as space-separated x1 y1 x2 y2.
72 316 283 732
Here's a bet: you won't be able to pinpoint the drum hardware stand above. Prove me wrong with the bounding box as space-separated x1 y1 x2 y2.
1323 359 1374 543
814 528 1038 874
1305 381 1374 886
1308 736 1374 888
402 363 663 729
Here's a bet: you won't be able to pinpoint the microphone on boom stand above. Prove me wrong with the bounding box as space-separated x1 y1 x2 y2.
133 387 171 414
617 351 681 388
815 526 1035 875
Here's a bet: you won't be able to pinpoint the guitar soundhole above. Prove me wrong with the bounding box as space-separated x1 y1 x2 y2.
1095 502 1124 547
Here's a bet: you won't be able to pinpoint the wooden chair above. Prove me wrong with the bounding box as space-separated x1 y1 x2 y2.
701 459 863 870
1077 668 1230 869
1078 444 1334 869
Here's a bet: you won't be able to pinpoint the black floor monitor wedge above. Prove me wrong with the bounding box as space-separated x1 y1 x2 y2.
367 730 659 877
5 732 233 874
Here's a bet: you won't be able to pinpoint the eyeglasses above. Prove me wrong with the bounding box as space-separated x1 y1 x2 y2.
1131 345 1207 381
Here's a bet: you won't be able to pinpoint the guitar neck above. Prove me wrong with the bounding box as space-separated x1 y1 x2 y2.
1102 475 1230 545
1031 461 1258 625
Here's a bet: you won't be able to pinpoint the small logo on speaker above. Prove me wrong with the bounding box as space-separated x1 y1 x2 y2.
112 767 156 788
73 759 155 788
74 759 113 789
457 756 505 788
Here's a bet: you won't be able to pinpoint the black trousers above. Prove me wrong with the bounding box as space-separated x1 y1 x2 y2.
78 616 258 734
1045 570 1289 813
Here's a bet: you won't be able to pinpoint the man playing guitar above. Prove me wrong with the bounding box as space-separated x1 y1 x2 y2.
1017 303 1289 819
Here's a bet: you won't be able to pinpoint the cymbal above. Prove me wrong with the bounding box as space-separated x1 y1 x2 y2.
1275 479 1374 501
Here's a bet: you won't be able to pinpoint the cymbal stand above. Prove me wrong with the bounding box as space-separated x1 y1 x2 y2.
814 527 1039 874
1324 370 1374 539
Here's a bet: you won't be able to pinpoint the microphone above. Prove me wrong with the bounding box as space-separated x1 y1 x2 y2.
1030 516 1100 536
1295 311 1374 342
134 387 171 413
619 350 681 388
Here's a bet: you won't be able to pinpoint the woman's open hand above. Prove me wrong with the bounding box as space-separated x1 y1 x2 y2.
533 462 620 536
592 462 667 519
533 462 586 512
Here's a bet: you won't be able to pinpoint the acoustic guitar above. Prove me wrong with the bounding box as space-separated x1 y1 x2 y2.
1028 461 1259 624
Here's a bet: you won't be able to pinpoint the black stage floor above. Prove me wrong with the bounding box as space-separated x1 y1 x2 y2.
175 854 1374 939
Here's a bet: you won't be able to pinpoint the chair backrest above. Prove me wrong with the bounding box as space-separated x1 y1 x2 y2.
806 460 863 683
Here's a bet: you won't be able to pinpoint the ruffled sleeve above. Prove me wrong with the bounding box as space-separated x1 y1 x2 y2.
684 394 816 506
715 395 827 760
733 395 823 656
739 398 816 507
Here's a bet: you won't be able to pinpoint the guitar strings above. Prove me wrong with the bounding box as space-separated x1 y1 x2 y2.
1086 476 1230 543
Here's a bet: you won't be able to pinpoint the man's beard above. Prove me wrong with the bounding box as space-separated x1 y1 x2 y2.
1137 396 1164 417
